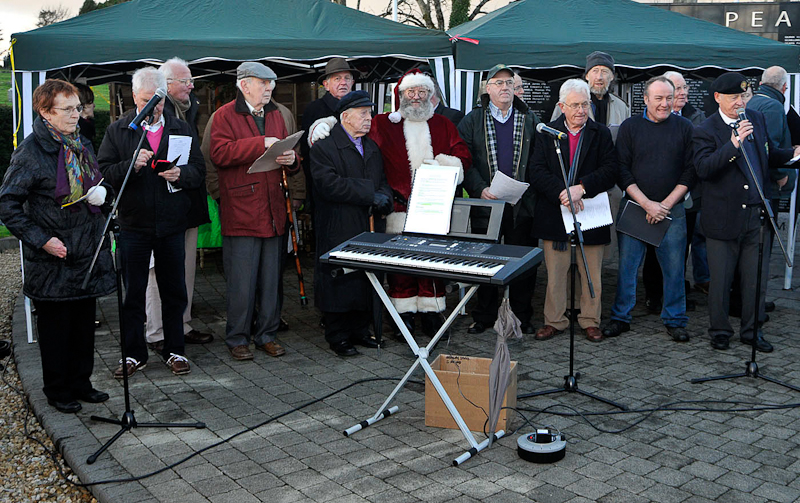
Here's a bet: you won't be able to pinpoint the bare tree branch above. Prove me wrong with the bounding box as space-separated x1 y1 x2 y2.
468 0 492 21
36 4 70 27
433 0 447 31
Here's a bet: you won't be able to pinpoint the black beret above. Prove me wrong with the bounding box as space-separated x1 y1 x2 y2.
336 90 375 115
711 72 750 95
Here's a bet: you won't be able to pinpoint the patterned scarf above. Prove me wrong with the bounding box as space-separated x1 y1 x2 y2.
485 106 525 179
43 118 102 208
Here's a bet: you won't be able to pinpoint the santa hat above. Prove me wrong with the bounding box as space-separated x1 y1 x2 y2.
393 69 435 109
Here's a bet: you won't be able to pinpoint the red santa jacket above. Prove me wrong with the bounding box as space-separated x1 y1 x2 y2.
210 92 298 237
369 113 471 217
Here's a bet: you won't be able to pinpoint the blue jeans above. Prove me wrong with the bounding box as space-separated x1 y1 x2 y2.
610 204 688 328
691 212 710 284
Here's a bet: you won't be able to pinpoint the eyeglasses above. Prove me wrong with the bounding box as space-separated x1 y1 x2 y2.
488 79 514 88
168 78 194 86
563 102 590 111
52 104 84 115
404 88 429 98
673 85 689 91
513 86 523 91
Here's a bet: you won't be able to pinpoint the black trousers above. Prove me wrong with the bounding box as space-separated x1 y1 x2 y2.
472 213 538 326
707 207 769 340
34 297 97 402
119 230 187 363
643 208 697 301
323 310 371 346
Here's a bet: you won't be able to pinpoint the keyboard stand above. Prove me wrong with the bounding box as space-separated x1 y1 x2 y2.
343 271 506 466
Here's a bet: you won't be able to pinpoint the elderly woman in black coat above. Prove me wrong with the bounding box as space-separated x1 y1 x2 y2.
0 79 115 413
310 91 393 357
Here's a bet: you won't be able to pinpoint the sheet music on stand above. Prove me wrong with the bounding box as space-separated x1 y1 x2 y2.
403 164 460 235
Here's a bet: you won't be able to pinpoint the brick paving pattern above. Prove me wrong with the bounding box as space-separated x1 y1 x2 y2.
12 245 800 503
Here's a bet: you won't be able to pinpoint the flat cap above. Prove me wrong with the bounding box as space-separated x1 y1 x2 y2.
336 90 375 115
711 72 749 95
486 64 514 81
585 51 615 74
237 62 277 81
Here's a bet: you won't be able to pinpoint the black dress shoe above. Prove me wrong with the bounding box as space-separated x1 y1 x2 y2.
740 336 774 353
77 389 110 403
710 334 730 350
765 301 776 313
667 326 690 342
330 341 359 357
351 332 383 348
467 321 486 334
76 389 109 403
421 313 447 337
47 398 82 413
394 313 415 337
520 322 535 335
645 298 662 314
602 320 630 338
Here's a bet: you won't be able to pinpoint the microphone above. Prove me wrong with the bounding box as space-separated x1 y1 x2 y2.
736 108 753 142
128 88 167 130
536 122 568 141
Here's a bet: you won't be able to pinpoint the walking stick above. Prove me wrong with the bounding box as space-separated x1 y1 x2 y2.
282 166 308 306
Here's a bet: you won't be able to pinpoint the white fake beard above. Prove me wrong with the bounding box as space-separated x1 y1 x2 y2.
400 96 434 122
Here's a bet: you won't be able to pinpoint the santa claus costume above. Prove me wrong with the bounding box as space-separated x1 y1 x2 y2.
369 70 471 334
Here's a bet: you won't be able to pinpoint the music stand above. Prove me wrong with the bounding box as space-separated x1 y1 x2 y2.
82 115 205 464
518 135 626 410
692 122 800 392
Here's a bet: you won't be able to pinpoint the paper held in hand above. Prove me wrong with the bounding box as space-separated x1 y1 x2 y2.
488 171 529 205
247 130 304 174
560 192 613 234
403 164 460 235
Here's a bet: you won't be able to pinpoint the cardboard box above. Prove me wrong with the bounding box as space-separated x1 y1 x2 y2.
425 354 517 433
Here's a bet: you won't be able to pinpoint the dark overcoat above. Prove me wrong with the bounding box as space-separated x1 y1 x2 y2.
97 110 205 237
693 109 794 240
0 117 115 301
310 123 392 312
529 116 618 245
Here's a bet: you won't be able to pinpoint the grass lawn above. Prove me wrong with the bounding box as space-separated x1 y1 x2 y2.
0 68 110 111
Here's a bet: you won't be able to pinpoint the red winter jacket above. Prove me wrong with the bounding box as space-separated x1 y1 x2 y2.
210 92 299 237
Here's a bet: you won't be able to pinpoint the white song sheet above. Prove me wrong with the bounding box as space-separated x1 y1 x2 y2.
167 135 192 166
488 171 529 205
403 164 460 235
560 192 613 233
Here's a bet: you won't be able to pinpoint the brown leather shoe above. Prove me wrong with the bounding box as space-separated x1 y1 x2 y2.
185 329 213 344
114 357 146 379
585 326 603 342
229 345 254 361
166 353 191 375
258 341 286 357
535 325 562 341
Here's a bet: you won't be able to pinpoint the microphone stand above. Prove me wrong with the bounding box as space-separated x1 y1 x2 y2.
691 124 800 392
519 136 626 410
84 114 205 465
